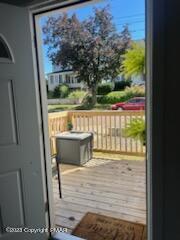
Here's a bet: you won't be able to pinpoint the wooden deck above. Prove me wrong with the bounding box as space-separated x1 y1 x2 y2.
53 158 146 232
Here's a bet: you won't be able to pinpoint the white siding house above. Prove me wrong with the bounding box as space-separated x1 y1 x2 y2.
47 64 145 91
131 75 144 85
114 74 145 85
47 69 85 91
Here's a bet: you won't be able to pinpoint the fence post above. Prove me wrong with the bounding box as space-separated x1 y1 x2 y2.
67 111 73 129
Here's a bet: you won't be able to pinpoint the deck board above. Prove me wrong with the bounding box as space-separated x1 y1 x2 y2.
53 158 146 232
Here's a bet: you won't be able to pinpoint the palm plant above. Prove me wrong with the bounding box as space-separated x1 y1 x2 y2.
124 118 146 145
121 42 145 80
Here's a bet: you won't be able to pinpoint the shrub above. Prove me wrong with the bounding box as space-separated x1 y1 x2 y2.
97 83 114 95
98 91 128 104
53 84 69 98
67 120 73 131
123 85 145 98
47 91 54 99
68 90 87 99
114 80 132 91
123 118 146 145
53 85 61 98
97 86 145 104
59 84 69 98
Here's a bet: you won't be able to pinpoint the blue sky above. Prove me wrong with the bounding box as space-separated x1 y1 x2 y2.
40 0 145 74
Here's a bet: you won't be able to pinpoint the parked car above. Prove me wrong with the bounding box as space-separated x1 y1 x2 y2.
111 97 145 110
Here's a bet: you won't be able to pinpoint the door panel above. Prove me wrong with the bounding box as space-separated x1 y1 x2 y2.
0 79 18 145
0 170 25 228
0 3 49 240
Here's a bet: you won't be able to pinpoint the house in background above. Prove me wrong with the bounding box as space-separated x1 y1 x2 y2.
131 75 144 85
114 74 144 86
47 69 85 91
47 64 144 91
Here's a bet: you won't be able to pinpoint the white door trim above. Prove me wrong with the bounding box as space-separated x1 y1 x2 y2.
29 11 55 229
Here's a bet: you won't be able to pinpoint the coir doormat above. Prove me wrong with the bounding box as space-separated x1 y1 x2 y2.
72 212 146 240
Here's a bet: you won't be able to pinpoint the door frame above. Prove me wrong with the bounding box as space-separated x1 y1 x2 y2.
30 0 163 239
29 10 55 230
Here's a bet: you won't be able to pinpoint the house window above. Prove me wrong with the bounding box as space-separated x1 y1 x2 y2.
59 75 62 83
77 77 81 83
72 77 75 83
55 75 59 83
50 75 54 84
0 35 13 63
70 75 73 83
65 74 71 83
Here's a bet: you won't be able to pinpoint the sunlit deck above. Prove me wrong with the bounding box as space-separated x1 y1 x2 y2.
53 158 146 233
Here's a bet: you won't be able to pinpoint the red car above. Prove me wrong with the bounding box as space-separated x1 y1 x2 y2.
111 97 145 111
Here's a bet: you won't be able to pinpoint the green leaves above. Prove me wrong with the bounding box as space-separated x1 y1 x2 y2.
123 118 146 145
98 86 145 104
53 84 69 98
68 90 87 99
121 42 145 79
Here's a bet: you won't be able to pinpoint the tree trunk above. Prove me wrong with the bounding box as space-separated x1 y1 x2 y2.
89 84 97 106
91 85 97 105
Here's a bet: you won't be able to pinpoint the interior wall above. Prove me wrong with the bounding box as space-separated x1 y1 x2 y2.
150 0 180 239
163 0 180 239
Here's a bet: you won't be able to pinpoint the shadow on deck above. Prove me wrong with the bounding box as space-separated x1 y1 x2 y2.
53 158 146 233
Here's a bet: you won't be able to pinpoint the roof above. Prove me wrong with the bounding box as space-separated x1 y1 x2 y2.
47 69 74 75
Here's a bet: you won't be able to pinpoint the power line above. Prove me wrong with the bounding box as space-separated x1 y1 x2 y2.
113 15 145 21
114 16 145 21
116 20 145 27
117 27 145 33
114 18 145 24
130 29 145 33
109 12 145 19
121 28 145 32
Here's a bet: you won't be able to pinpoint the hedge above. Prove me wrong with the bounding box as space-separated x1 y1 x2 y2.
68 90 87 99
97 86 145 104
97 83 114 95
114 80 132 91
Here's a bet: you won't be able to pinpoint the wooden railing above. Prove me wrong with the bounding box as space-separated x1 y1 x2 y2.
48 110 145 156
48 112 69 156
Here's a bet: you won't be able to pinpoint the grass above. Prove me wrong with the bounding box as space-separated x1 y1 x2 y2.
48 104 111 112
92 104 111 110
48 104 79 112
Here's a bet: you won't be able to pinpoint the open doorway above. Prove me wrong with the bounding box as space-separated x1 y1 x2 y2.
34 0 146 238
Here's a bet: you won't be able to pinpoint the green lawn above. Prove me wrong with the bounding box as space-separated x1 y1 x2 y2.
48 104 78 112
48 104 111 112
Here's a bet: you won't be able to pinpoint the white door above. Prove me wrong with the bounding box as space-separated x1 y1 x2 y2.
0 3 50 240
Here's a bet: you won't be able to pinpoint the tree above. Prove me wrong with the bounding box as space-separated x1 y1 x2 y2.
43 6 131 105
121 42 145 80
